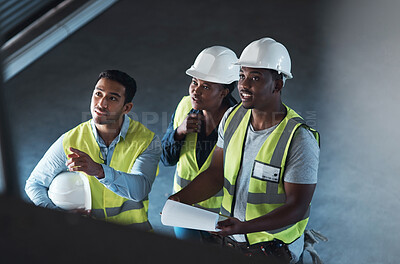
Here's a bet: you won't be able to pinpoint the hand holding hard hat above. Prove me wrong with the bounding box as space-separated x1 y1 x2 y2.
48 171 92 212
51 147 103 214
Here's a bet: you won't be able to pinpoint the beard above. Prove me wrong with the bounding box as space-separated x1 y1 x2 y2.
91 107 124 125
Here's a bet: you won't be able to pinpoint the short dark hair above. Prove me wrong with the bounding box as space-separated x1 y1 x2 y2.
97 70 136 104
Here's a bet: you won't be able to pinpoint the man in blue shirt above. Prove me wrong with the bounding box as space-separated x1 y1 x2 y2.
25 70 161 229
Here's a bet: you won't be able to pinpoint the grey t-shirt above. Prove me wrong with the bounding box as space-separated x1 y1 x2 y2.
216 106 319 263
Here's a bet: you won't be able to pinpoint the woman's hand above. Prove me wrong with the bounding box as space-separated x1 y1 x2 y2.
174 113 204 140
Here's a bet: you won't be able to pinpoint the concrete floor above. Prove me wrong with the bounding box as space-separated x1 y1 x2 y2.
2 0 400 263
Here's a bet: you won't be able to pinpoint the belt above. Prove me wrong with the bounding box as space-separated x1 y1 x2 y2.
216 236 292 263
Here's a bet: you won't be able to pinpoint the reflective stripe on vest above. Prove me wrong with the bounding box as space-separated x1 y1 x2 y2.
172 96 222 213
62 117 155 230
222 104 320 245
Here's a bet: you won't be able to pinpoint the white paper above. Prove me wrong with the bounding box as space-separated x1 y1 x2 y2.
161 200 228 232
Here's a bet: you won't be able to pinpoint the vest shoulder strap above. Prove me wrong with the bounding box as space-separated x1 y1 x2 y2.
223 103 247 151
269 116 306 167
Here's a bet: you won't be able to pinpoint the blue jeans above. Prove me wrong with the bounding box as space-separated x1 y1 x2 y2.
173 227 211 242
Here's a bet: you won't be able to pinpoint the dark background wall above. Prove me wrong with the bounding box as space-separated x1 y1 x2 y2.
2 0 400 263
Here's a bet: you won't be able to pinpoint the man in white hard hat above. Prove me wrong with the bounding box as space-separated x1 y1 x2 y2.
26 70 161 230
170 38 320 263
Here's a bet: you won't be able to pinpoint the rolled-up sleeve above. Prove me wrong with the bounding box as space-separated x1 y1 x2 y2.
25 135 67 209
99 134 162 201
160 112 185 166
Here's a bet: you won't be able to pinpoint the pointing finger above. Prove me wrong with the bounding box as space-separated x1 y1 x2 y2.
69 147 88 156
67 153 79 159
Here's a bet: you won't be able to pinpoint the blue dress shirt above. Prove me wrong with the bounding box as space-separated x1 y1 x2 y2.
25 114 161 210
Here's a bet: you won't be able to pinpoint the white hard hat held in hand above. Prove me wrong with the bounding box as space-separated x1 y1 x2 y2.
235 37 293 79
48 171 92 210
186 46 240 84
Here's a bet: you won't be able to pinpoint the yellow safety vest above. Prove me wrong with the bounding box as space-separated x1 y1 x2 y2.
173 96 223 213
221 103 320 245
63 117 155 230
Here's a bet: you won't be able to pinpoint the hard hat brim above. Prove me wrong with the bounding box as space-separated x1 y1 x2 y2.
186 68 239 84
233 62 293 79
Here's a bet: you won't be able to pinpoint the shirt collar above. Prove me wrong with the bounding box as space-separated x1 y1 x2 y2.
90 114 130 146
119 114 130 139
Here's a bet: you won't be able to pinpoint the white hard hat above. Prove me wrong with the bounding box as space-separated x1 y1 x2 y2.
186 46 240 84
48 171 91 210
236 37 293 79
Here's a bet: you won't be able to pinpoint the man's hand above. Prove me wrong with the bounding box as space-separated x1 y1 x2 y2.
174 113 204 140
69 208 92 216
215 217 245 237
213 183 317 236
168 194 181 202
66 147 105 178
